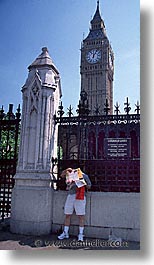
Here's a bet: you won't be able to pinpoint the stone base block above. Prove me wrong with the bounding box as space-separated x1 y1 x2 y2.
10 185 53 235
10 219 52 235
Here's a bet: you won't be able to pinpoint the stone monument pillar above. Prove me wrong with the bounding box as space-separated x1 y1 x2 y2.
10 47 61 235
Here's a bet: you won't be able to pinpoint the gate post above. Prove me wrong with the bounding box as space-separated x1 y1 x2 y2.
10 47 61 235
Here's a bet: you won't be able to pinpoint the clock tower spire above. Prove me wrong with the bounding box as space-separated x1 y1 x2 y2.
91 0 105 33
80 1 114 115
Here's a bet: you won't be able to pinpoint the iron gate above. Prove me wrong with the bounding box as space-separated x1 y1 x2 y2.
53 97 140 192
0 104 21 220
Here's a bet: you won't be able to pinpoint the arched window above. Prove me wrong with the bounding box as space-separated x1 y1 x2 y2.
109 130 115 138
98 131 105 159
119 131 126 138
88 131 96 159
130 130 138 157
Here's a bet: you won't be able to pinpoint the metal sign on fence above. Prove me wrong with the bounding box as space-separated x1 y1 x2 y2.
104 138 131 158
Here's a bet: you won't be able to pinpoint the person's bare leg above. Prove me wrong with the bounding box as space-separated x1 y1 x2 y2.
78 215 85 227
78 215 85 241
64 214 71 226
58 214 71 239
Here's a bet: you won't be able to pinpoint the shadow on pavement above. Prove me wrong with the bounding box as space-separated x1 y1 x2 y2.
0 220 140 250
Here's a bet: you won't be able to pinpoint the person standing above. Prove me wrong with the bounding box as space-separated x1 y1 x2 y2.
58 167 91 241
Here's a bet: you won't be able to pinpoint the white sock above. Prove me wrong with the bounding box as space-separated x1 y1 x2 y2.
79 226 84 235
64 226 69 234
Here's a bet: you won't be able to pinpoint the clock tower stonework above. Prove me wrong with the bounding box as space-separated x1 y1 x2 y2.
80 1 114 115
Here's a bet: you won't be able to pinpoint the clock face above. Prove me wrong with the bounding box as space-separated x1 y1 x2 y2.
86 49 101 64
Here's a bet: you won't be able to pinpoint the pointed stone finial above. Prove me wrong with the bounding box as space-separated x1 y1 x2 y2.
42 47 48 53
97 0 99 9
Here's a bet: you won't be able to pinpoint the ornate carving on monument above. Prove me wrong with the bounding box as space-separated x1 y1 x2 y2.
30 82 40 113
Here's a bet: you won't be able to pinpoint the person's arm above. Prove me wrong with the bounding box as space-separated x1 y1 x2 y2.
83 173 91 189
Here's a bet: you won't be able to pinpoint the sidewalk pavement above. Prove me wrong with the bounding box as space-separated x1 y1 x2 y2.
0 218 140 251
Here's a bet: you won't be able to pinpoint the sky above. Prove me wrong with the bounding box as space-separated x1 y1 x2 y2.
0 0 140 115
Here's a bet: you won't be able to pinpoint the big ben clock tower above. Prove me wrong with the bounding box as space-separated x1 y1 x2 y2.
80 1 114 115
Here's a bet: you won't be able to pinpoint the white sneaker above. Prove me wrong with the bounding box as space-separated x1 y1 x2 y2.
58 231 69 240
78 233 84 241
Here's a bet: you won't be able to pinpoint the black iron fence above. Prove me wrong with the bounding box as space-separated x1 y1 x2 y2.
57 159 140 192
0 104 21 220
54 97 140 193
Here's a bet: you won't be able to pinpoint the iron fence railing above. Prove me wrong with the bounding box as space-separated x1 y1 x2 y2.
54 98 140 193
55 158 140 193
0 104 21 220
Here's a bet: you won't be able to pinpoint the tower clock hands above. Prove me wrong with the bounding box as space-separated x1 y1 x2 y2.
92 50 98 58
93 50 97 58
86 49 101 63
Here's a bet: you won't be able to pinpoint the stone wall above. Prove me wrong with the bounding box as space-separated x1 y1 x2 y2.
51 191 140 242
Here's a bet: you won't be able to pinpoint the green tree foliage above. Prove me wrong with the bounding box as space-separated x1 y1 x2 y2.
0 127 19 159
